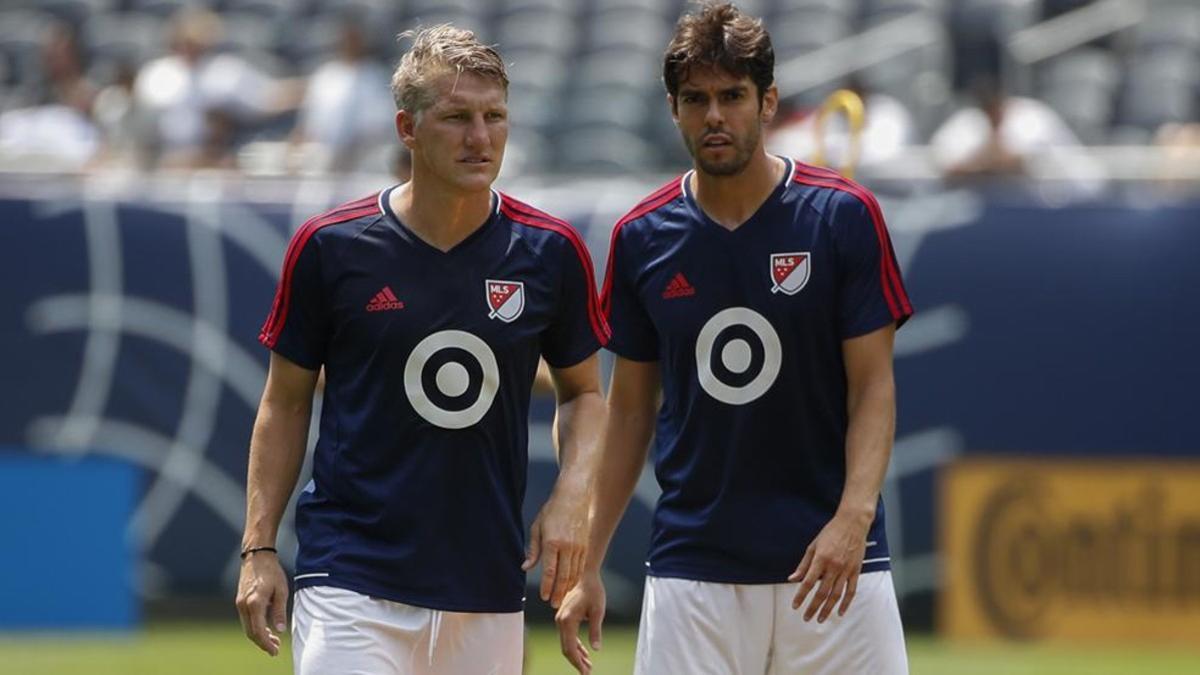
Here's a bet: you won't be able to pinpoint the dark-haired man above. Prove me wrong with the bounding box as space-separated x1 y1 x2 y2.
556 3 912 673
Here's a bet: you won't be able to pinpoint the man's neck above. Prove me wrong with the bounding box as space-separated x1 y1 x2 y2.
691 151 786 231
389 177 493 252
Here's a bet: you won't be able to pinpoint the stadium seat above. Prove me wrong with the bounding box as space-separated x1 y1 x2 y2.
562 82 654 131
496 11 578 54
586 10 671 53
500 0 581 13
505 82 560 133
217 13 278 56
305 1 407 62
1041 83 1113 144
0 10 53 88
505 47 571 93
864 0 946 21
554 124 655 173
771 11 851 61
84 12 168 67
575 49 661 92
312 0 401 24
952 0 1038 40
12 0 116 25
503 127 553 174
128 0 216 18
405 0 478 17
588 0 673 16
1118 53 1198 130
1132 5 1200 54
1039 0 1091 20
1038 49 1120 143
1040 48 1120 93
773 0 860 19
276 13 341 70
220 0 301 21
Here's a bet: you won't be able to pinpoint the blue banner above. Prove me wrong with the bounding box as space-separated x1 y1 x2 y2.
2 180 1196 618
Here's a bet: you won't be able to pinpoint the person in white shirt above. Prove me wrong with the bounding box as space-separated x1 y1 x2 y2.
133 7 298 168
930 75 1104 194
290 18 395 173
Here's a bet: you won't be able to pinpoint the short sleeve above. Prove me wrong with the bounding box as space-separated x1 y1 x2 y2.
600 225 659 361
258 232 330 370
540 236 607 369
834 191 914 338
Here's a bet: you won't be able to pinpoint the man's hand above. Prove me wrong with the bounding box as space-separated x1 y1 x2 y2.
788 511 872 623
235 552 289 656
523 487 588 608
555 571 606 674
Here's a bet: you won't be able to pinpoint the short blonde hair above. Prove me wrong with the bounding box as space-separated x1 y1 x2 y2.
391 24 508 114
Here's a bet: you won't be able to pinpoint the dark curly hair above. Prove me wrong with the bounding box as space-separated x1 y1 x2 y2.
662 2 775 103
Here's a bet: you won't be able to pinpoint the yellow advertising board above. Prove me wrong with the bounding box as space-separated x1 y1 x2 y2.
940 458 1200 643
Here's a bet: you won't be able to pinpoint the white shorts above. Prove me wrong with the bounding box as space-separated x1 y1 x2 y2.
635 572 908 675
292 586 523 675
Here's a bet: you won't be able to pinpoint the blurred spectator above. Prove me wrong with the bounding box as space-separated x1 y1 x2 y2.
91 60 147 169
932 77 1062 176
160 106 240 170
0 21 98 169
767 82 915 172
1153 122 1200 193
133 7 300 169
289 17 395 174
37 21 96 115
931 76 1105 196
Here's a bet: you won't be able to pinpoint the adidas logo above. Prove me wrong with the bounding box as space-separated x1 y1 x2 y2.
366 286 405 312
662 272 696 299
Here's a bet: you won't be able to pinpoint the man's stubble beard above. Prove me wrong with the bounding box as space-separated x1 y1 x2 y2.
683 123 762 177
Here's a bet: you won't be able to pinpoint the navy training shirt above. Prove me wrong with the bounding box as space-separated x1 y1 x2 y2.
601 158 913 583
259 187 607 612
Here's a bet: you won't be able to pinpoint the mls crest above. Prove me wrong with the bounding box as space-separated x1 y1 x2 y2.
485 279 525 322
770 252 811 295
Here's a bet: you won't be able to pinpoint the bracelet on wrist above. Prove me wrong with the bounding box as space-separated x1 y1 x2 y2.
239 546 278 560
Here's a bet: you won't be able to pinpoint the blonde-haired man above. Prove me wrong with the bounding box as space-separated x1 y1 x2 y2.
236 25 607 674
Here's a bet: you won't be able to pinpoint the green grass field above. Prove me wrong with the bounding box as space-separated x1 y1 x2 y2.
1 623 1196 674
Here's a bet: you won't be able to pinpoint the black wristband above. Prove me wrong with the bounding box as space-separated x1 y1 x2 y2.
240 546 278 560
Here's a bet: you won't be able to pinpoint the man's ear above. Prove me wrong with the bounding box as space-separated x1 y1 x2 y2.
396 109 418 147
761 84 779 125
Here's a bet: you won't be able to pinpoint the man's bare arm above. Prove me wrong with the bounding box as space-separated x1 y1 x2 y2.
235 352 318 656
556 356 659 674
524 353 606 608
585 357 659 573
791 324 898 622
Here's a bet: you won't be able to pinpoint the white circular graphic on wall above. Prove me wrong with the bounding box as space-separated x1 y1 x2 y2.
404 330 499 429
695 307 782 405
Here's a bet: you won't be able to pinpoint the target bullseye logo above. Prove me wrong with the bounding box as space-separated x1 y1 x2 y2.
404 330 499 429
695 307 782 405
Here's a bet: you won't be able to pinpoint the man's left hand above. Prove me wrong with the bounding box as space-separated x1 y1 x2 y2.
788 511 872 623
523 487 588 608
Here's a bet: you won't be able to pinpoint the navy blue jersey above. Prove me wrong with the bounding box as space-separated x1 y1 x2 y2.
259 187 606 612
601 158 913 584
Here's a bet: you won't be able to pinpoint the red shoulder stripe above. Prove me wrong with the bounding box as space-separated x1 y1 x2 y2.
499 198 610 344
261 193 379 338
499 195 574 229
600 181 683 317
260 195 381 347
791 165 912 318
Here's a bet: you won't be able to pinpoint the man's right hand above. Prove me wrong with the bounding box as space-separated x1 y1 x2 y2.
555 571 607 675
235 551 289 656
